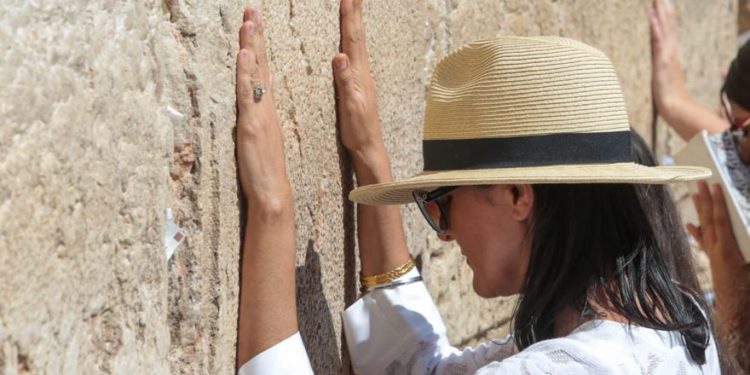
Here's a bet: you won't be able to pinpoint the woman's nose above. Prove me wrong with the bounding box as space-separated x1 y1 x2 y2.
437 230 453 242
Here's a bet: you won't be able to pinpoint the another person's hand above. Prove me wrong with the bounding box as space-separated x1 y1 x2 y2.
332 0 388 172
687 182 744 267
649 0 688 118
236 6 291 202
686 182 748 330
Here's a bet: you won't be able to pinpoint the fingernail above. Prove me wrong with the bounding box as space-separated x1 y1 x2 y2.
335 57 348 70
253 9 262 23
246 21 255 35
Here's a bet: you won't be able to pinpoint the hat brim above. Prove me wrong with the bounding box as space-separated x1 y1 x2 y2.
349 163 711 205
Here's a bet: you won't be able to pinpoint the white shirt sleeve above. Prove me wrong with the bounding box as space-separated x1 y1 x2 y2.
342 269 722 375
342 269 515 374
237 331 313 375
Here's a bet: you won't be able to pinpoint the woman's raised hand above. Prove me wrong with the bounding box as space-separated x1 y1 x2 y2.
235 6 300 368
332 0 389 177
333 0 410 276
236 6 291 202
649 0 688 116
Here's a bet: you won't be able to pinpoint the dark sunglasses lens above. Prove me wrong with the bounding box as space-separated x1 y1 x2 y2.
436 196 451 231
424 200 442 230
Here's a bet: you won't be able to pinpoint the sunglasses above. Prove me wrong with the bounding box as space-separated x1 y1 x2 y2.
721 90 750 135
412 186 457 233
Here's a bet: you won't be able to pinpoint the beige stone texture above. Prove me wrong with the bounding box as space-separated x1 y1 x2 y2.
0 0 736 374
740 0 750 34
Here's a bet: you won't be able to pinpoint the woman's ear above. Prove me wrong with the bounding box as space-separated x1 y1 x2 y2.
509 184 534 221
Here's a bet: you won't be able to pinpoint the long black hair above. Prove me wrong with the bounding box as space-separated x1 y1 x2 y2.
511 133 710 364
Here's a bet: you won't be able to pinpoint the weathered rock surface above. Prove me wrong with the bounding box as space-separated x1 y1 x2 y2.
740 0 750 34
0 0 737 374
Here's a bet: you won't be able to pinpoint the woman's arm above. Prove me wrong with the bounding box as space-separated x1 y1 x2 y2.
332 0 410 275
649 0 728 141
332 1 521 373
234 6 306 371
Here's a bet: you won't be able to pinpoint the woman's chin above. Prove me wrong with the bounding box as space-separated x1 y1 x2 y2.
472 277 500 298
472 276 519 298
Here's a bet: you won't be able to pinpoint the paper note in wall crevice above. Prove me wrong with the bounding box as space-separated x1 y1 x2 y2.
164 208 186 261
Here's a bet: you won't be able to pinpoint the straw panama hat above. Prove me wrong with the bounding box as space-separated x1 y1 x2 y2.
349 36 710 206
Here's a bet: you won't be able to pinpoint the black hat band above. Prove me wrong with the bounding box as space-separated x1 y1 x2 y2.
423 130 632 171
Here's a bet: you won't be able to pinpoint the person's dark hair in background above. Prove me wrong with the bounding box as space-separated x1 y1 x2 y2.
722 40 750 131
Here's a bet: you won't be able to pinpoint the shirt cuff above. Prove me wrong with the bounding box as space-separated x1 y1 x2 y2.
237 332 313 375
342 268 448 374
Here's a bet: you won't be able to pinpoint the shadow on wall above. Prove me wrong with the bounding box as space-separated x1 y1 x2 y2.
297 240 342 373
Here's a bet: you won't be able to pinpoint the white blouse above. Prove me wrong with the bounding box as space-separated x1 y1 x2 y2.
239 269 720 374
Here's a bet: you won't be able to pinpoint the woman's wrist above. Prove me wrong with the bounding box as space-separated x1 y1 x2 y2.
350 144 394 185
245 185 294 217
657 91 691 120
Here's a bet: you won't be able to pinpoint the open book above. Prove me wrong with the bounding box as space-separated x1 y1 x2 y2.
675 130 750 263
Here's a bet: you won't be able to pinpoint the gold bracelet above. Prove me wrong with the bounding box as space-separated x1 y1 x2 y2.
360 258 415 287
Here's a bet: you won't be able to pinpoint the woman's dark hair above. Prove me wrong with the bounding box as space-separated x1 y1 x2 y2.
629 132 703 294
511 132 710 364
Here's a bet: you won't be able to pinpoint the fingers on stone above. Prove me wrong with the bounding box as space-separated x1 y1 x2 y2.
340 0 353 44
655 0 674 24
245 7 264 44
332 53 353 97
340 0 354 17
237 49 260 104
653 0 664 21
238 17 270 77
340 0 363 51
244 10 270 74
244 6 254 22
239 21 255 50
663 0 675 16
332 53 353 87
649 12 662 42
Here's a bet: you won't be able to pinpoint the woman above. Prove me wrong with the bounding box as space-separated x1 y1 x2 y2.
339 16 719 375
235 1 720 374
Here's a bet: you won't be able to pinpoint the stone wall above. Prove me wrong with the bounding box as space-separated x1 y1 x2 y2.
0 0 737 374
740 0 750 34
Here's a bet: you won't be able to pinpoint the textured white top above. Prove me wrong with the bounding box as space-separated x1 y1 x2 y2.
239 269 720 374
